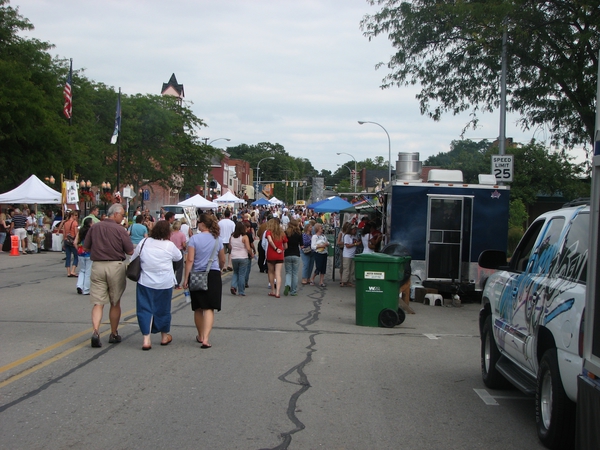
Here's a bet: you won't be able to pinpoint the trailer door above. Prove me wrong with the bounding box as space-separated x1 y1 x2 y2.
426 196 467 281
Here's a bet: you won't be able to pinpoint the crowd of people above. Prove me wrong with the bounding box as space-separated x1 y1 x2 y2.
2 200 388 349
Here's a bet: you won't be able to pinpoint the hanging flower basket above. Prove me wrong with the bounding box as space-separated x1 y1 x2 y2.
80 192 94 203
100 192 113 203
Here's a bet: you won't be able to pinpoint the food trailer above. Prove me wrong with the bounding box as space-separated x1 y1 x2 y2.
383 155 510 300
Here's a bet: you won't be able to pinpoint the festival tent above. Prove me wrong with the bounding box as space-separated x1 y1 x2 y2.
306 196 335 210
312 196 353 213
268 196 284 205
214 191 245 204
0 174 62 204
251 197 270 206
177 194 218 209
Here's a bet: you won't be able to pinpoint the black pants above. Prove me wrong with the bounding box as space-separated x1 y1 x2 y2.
258 244 266 273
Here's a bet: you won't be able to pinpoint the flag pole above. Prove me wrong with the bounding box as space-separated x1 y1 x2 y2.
117 87 121 195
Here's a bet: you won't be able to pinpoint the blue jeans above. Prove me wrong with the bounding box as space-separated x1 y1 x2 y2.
231 258 249 295
245 257 252 286
77 256 92 294
0 232 6 245
300 250 314 281
65 244 78 268
284 255 301 294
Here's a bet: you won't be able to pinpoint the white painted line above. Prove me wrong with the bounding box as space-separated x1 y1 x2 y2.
474 388 499 405
424 333 438 340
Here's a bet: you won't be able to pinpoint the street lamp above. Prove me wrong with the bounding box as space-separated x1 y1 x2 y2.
203 138 231 195
336 152 357 192
256 156 275 199
337 164 352 190
208 138 231 146
358 121 392 185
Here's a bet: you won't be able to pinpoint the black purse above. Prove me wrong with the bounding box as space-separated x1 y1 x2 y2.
126 239 147 282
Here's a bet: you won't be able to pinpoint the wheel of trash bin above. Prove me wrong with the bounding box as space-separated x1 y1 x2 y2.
378 309 399 328
396 308 406 326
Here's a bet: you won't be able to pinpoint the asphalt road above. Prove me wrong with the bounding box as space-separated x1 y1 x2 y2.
0 250 545 450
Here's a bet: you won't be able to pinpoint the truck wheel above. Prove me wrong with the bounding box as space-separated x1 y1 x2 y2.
481 316 508 389
536 349 576 449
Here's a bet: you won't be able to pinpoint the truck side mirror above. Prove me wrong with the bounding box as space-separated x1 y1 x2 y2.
478 250 507 270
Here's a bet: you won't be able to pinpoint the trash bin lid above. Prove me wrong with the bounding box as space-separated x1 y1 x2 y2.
355 253 408 263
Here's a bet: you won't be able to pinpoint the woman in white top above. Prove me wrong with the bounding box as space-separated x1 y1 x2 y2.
229 221 252 296
131 220 182 350
341 225 359 286
361 222 375 254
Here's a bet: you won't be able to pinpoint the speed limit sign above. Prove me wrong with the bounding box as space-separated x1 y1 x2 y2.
491 155 513 182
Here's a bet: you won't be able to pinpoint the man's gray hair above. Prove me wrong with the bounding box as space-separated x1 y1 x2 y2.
107 204 124 217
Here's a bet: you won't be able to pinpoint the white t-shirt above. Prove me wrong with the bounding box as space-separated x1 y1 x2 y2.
219 218 236 246
133 238 182 289
342 233 357 258
180 223 190 243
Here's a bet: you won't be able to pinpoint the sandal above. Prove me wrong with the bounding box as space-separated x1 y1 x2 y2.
160 334 173 346
309 281 315 286
320 283 326 287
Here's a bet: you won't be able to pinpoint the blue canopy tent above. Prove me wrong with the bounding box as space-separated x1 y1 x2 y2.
306 196 335 210
312 197 353 213
252 197 271 206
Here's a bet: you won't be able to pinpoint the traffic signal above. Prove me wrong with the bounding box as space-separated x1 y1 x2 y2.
209 180 217 189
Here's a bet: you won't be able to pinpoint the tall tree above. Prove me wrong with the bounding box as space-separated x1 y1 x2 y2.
0 1 69 191
114 94 209 194
361 0 600 153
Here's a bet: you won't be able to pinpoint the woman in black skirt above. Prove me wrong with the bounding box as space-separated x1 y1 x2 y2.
183 213 225 348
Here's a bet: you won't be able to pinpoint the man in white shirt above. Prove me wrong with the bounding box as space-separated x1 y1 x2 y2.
281 210 290 230
219 209 236 271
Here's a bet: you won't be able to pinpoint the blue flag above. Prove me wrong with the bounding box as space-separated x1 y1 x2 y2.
110 92 121 144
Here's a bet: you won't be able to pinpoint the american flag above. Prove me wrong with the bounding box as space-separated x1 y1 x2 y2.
63 59 72 119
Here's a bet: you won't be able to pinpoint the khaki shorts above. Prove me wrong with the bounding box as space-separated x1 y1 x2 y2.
90 260 127 306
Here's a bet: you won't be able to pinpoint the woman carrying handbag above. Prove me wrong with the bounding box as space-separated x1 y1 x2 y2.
183 213 225 349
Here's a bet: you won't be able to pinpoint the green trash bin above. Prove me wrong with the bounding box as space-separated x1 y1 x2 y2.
354 253 410 327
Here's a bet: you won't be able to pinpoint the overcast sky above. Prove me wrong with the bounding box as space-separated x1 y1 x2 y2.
15 0 540 176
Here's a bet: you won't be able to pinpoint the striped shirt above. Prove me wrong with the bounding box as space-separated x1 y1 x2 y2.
11 214 27 229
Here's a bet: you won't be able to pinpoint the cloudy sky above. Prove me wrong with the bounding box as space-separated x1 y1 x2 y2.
15 0 538 176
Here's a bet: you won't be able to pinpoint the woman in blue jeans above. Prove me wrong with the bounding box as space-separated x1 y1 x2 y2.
229 221 252 296
300 222 314 285
283 219 302 296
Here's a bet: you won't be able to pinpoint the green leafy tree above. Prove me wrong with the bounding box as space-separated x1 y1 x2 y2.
509 141 589 206
114 94 209 195
0 1 70 191
362 0 600 152
227 142 317 203
425 139 492 183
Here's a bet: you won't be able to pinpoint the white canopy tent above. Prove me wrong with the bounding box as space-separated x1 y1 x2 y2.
177 194 218 210
269 196 284 206
214 191 245 204
0 175 62 204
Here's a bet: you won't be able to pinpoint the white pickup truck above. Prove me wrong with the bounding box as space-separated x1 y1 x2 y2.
478 202 589 450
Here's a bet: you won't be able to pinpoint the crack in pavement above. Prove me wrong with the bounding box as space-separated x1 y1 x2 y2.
261 287 324 450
